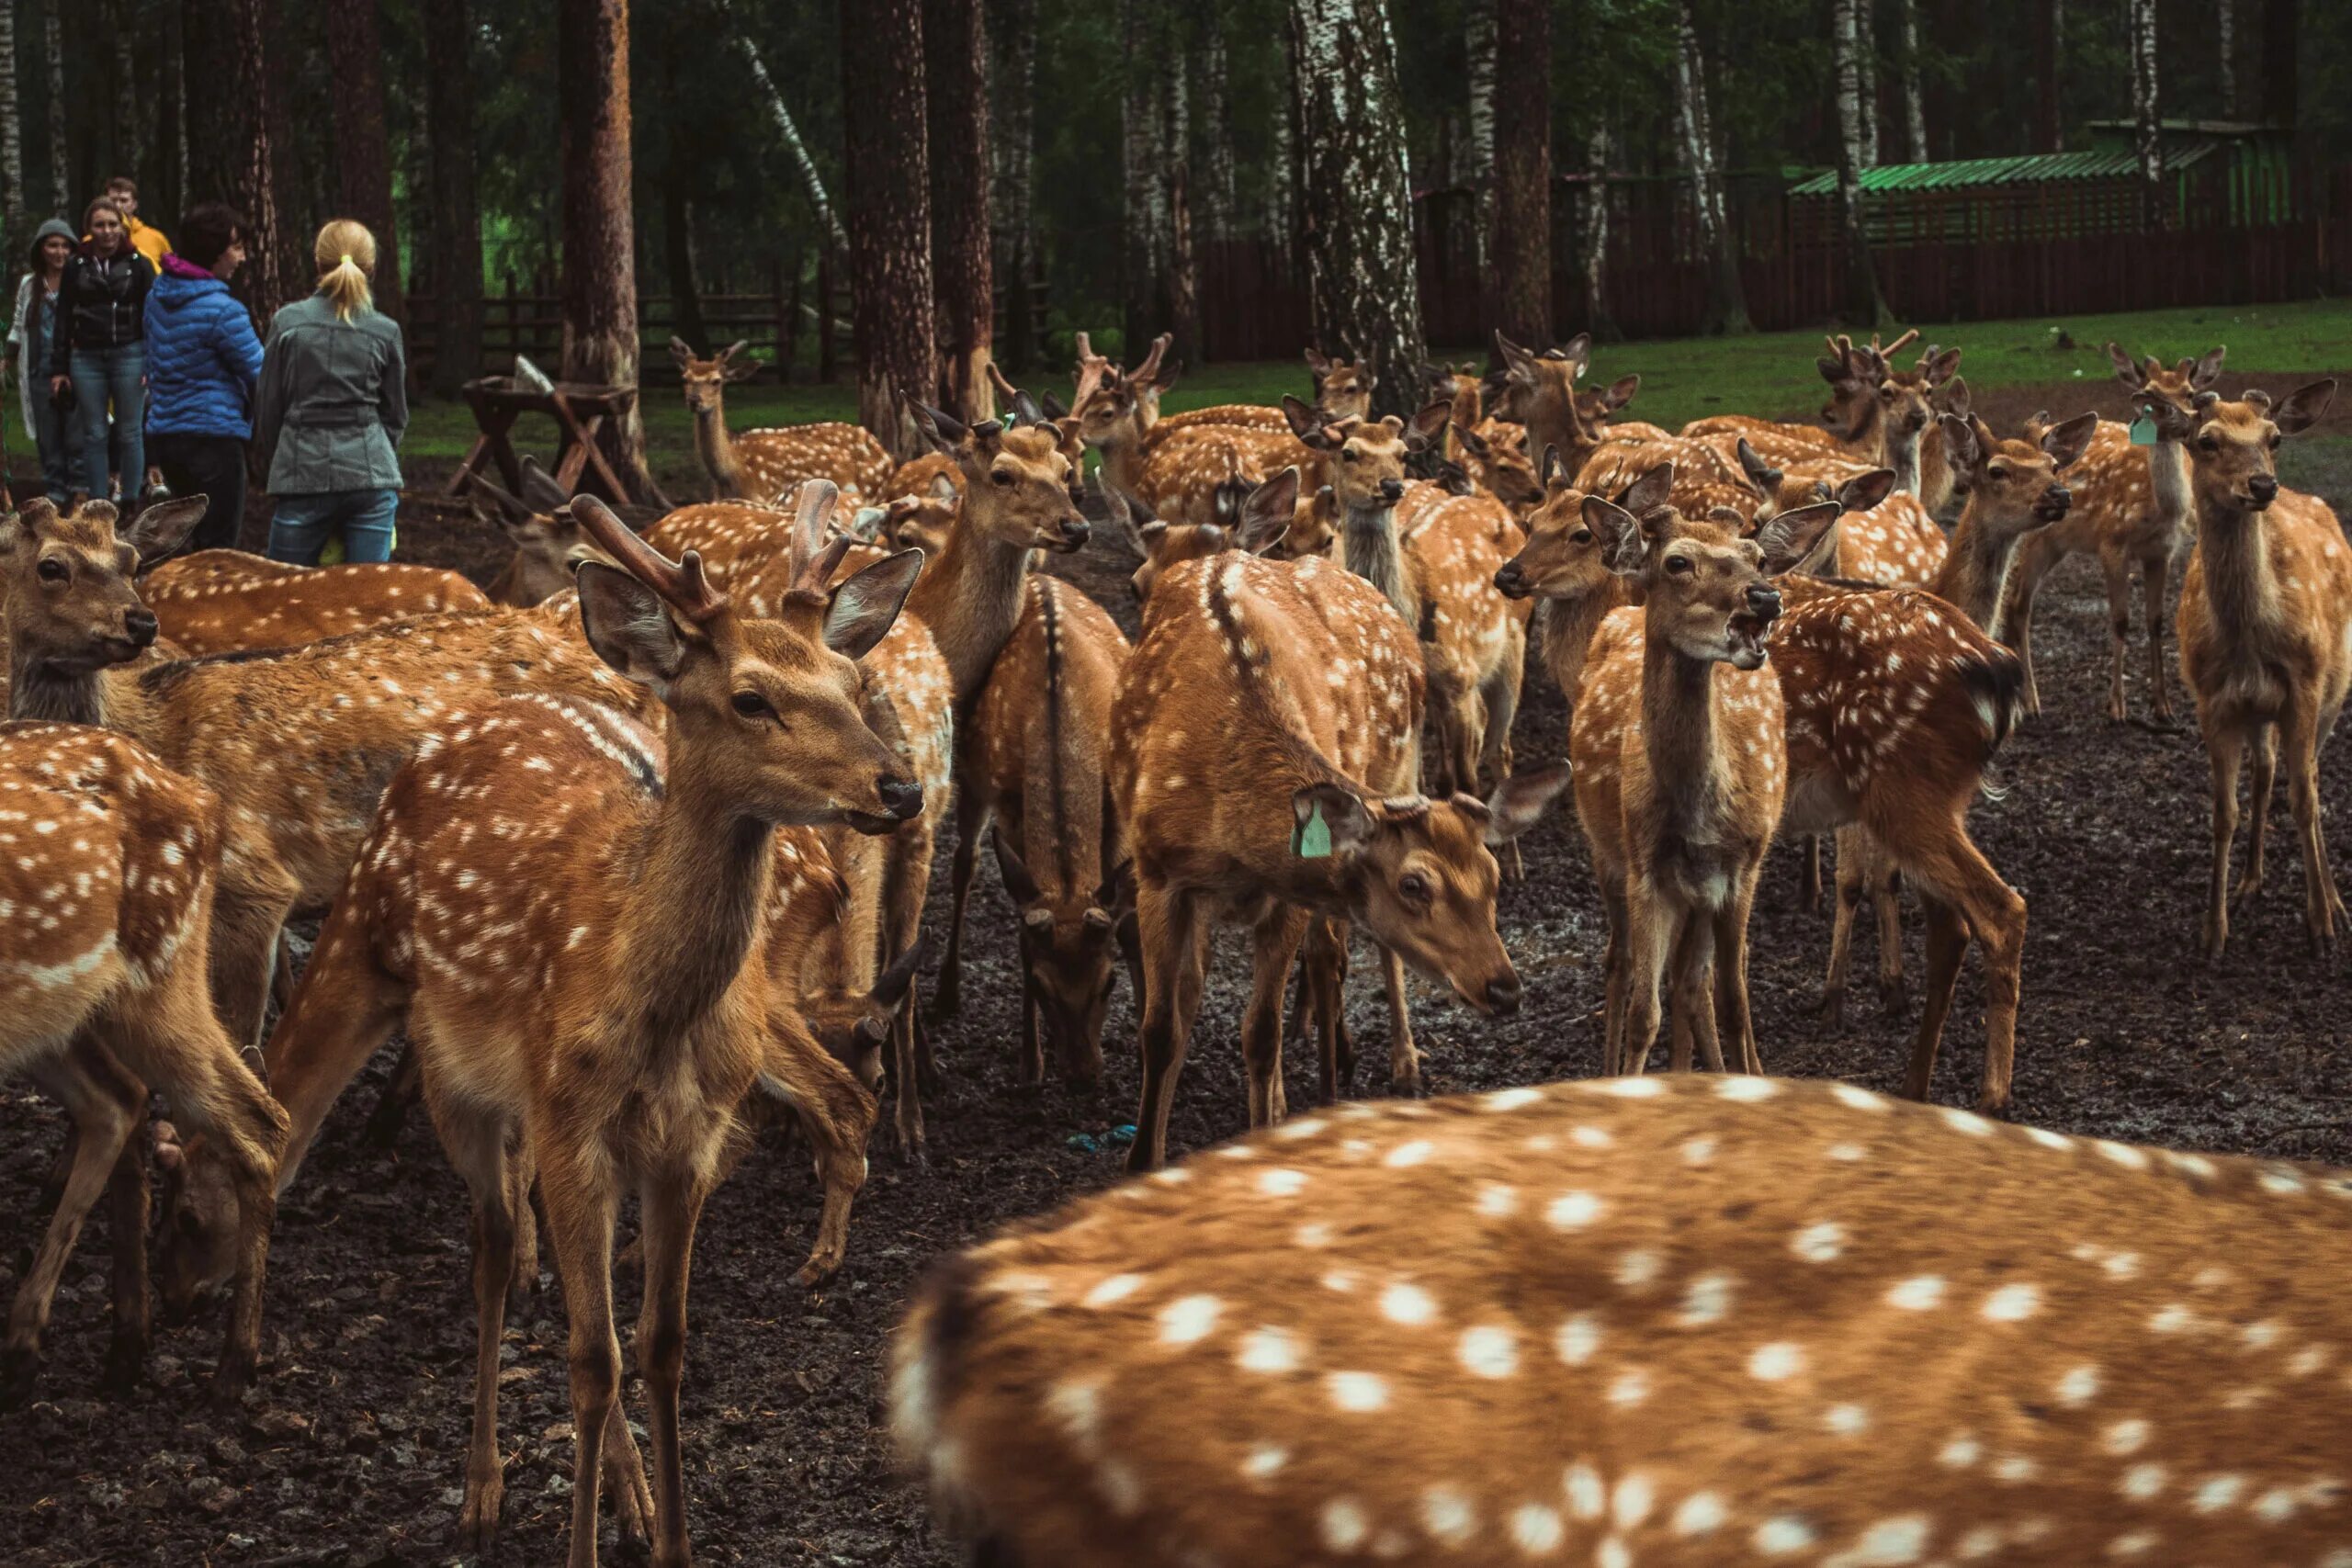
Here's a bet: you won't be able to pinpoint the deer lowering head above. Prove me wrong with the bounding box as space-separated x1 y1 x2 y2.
474 458 589 606
1453 420 1546 513
3 497 205 722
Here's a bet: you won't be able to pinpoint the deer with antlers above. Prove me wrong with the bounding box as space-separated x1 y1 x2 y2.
1687 333 1962 509
672 337 894 502
2139 380 2350 957
2000 344 2227 722
1110 469 1566 1171
895 1074 2352 1568
135 550 489 655
0 496 288 1409
1491 330 1651 480
173 490 921 1565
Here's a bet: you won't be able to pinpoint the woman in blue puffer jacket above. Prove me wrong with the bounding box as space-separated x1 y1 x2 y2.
143 201 263 553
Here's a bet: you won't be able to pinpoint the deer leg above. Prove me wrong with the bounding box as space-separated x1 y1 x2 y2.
508 1145 541 1319
2101 547 2133 723
2236 725 2277 909
1619 889 1672 1077
1599 882 1629 1077
2141 554 2173 722
1379 945 1419 1096
2199 722 2247 959
259 907 411 1191
1303 919 1354 1101
634 1170 709 1568
2003 537 2052 717
1018 979 1045 1086
3 1043 144 1408
435 1107 520 1558
101 1121 151 1393
1713 878 1765 1076
208 879 300 1055
1802 835 1824 913
1244 906 1311 1128
1868 837 1906 1015
933 794 986 1021
1481 658 1527 880
362 1042 424 1149
2280 697 2343 954
1667 918 1722 1074
753 1021 876 1287
540 1157 632 1568
1127 884 1207 1173
1871 797 2027 1115
1818 827 1867 1027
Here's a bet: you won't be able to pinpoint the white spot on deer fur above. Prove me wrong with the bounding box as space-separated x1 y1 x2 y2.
1598 1077 1663 1099
1824 1516 1930 1567
1607 1370 1650 1405
2119 1464 2166 1500
2057 1365 2102 1405
1596 1537 1630 1568
1242 1443 1288 1480
1083 1274 1144 1309
1381 1283 1438 1326
1385 1140 1435 1168
1680 1136 1716 1166
1614 1251 1660 1291
1565 1463 1605 1519
1159 1295 1222 1346
1888 1275 1946 1310
1680 1273 1735 1324
2191 1474 2245 1512
1940 1107 1995 1136
1484 1086 1543 1111
1672 1493 1726 1536
1275 1117 1329 1140
1476 1183 1521 1218
1421 1487 1476 1546
1258 1168 1308 1197
1329 1372 1389 1412
1939 1435 1982 1469
1295 1223 1333 1248
1555 1314 1600 1366
1547 1191 1603 1230
1570 1124 1613 1149
1825 1403 1871 1436
1510 1504 1564 1554
2024 1126 2072 1151
1829 1083 1889 1111
2094 1140 2152 1170
2102 1419 2150 1455
1826 1142 1867 1162
1238 1327 1303 1374
1755 1517 1817 1554
1983 1283 2041 1323
1459 1326 1517 1378
2149 1303 2195 1334
1321 1499 1371 1551
1611 1475 1655 1530
1749 1342 1804 1381
1792 1224 1845 1262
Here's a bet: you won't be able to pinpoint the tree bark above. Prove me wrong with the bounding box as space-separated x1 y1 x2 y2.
184 0 296 321
1488 0 1551 347
1829 0 1889 325
1676 0 1751 334
1288 0 1425 416
2261 0 2296 132
1853 0 1878 168
1119 0 1167 355
1268 39 1296 272
1578 126 1617 343
2129 0 2163 230
990 0 1038 372
424 0 482 394
1464 0 1495 278
924 0 994 422
2032 0 2063 152
1896 0 1929 160
159 3 185 221
1163 53 1200 369
841 0 935 460
1195 6 1238 244
2218 0 2237 119
0 2 23 245
556 0 653 499
664 184 707 355
716 0 848 252
109 0 140 181
41 0 66 212
323 0 404 326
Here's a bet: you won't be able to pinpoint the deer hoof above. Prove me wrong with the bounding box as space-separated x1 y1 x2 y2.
1812 987 1848 1029
100 1332 148 1394
1388 1066 1423 1099
0 1347 39 1410
1876 977 1909 1020
794 1250 844 1290
2232 873 2266 910
458 1472 505 1556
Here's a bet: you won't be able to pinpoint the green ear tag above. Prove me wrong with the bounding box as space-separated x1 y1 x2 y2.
1293 800 1334 859
2129 412 2159 446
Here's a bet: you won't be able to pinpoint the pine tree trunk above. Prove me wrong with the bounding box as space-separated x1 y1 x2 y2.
841 0 935 461
160 4 185 220
1119 0 1166 355
424 0 482 394
556 0 653 499
0 3 24 245
1676 0 1751 334
1853 0 1878 168
109 0 139 178
1897 0 1929 159
2032 0 2063 152
1289 0 1424 415
664 185 707 354
1579 126 1617 343
323 0 404 326
184 0 296 320
2129 0 2163 231
2261 0 2296 131
42 0 67 212
1829 0 1889 325
924 0 994 422
1489 0 1550 346
1195 6 1238 244
990 0 1038 373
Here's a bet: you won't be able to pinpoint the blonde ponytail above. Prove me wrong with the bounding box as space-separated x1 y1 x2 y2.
313 218 378 321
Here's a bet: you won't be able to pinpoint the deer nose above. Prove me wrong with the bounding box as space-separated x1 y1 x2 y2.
1744 583 1782 623
1493 559 1526 598
1485 974 1522 1016
124 609 158 646
876 775 924 821
1059 517 1091 549
1378 479 1406 503
2248 474 2278 506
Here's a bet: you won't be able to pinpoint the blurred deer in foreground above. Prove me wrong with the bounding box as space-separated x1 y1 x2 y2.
896 1074 2352 1568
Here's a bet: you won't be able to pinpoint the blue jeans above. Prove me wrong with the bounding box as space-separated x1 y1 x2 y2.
66 344 143 501
268 488 399 565
30 378 80 505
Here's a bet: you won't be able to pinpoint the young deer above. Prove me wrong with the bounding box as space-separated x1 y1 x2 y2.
2001 344 2226 722
1736 444 1942 588
671 336 894 502
195 493 921 1566
1110 470 1566 1171
1569 489 1839 1077
1492 329 1645 479
1303 346 1374 421
474 457 594 606
895 1075 2352 1568
933 576 1134 1087
138 549 490 654
2149 381 2349 956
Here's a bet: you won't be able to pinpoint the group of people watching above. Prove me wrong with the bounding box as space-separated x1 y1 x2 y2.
2 176 408 564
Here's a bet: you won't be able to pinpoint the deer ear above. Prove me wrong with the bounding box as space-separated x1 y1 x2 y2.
2041 412 2100 472
2104 342 2143 389
1493 329 1537 380
1923 347 1961 387
1406 400 1452 452
723 349 759 381
992 829 1045 908
2189 346 2227 390
1735 438 1779 493
1454 421 1490 458
1754 501 1840 576
119 495 209 564
1601 373 1639 411
1012 389 1046 427
870 934 927 1010
1238 468 1303 555
1282 395 1331 446
1292 783 1375 858
1539 443 1569 490
822 547 924 660
1936 374 1972 418
1816 355 1851 387
1558 333 1593 375
1304 346 1332 378
576 560 688 684
1581 495 1647 576
1620 461 1675 518
913 400 967 454
1838 468 1897 513
1937 412 1983 471
2273 378 2335 436
1483 762 1571 847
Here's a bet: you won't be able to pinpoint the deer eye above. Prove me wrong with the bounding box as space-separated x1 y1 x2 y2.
1665 555 1693 574
731 691 775 719
1571 528 1594 546
1398 873 1430 904
37 558 68 583
2199 435 2221 453
1987 464 2011 481
991 468 1016 488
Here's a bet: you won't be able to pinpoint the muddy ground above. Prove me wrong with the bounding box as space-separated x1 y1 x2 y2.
3 377 2350 1565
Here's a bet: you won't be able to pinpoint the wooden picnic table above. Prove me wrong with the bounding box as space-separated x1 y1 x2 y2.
445 377 671 511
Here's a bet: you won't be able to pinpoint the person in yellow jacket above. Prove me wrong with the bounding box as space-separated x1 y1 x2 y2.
102 176 168 267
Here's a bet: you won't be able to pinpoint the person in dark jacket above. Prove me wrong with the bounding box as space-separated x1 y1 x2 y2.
51 197 154 503
6 219 81 504
144 203 263 553
255 219 407 565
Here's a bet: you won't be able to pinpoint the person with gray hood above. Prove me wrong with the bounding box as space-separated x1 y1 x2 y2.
4 219 82 504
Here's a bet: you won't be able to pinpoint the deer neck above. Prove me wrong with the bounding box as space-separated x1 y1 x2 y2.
1536 585 1625 707
2190 502 2285 653
1834 395 1886 462
1640 634 1732 831
6 635 110 727
2149 437 2194 532
695 400 746 500
1342 499 1419 627
1093 420 1150 512
621 757 776 1047
1933 502 2024 637
907 504 1035 704
1884 422 1926 499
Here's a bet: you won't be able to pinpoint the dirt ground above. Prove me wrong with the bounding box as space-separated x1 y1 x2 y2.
4 377 2350 1566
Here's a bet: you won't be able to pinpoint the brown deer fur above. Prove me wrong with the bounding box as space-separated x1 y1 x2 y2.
140 551 489 654
672 337 894 502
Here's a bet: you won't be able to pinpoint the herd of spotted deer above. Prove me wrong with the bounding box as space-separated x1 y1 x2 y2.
0 320 2346 1565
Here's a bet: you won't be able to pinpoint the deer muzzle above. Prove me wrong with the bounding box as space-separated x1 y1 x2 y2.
1492 559 1530 601
2033 482 2073 523
2247 473 2279 509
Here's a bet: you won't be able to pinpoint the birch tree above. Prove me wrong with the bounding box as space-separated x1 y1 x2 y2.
2130 0 2162 230
1195 7 1238 245
1830 0 1890 324
41 0 65 210
1578 126 1617 342
0 4 23 244
2218 0 2237 119
1853 0 1878 167
1164 52 1199 368
1119 0 1167 354
715 0 846 251
1897 0 1929 160
1675 0 1750 334
1289 0 1425 415
1268 40 1295 272
1490 0 1550 347
991 0 1039 370
1464 0 1495 276
841 0 935 458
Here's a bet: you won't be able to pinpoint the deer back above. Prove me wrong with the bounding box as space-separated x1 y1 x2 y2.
1149 404 1292 439
725 421 896 503
1404 494 1532 696
138 551 491 655
1139 425 1324 529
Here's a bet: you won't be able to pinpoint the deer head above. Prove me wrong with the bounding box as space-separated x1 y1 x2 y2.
673 336 757 414
2 497 204 716
2142 381 2336 519
1424 360 1485 427
473 459 590 607
1585 491 1838 670
1940 410 2098 545
1285 398 1451 513
992 831 1118 1089
2109 342 2227 430
874 474 961 557
1130 470 1306 604
800 933 927 1090
568 485 927 832
1452 420 1545 513
1491 459 1676 604
1305 347 1375 421
917 402 1091 554
1493 330 1596 460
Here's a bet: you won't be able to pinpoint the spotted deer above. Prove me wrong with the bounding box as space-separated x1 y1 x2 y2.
1492 330 1645 480
1110 470 1567 1170
1126 479 1337 605
1303 347 1374 421
0 497 288 1408
2144 381 2350 957
2001 344 2226 722
1401 491 1532 800
137 549 490 655
894 1073 2352 1568
672 336 894 502
1736 445 1943 587
1686 333 1961 512
1450 420 1545 513
474 458 593 606
933 576 1134 1089
1569 491 1839 1077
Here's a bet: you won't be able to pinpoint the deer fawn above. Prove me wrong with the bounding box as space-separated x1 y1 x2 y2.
0 496 288 1408
671 336 894 502
1110 469 1566 1171
137 549 490 655
895 1074 2352 1568
2001 344 2226 722
1492 329 1645 479
934 576 1134 1087
1736 444 1945 588
2143 380 2349 957
1568 479 1840 1077
1402 489 1533 799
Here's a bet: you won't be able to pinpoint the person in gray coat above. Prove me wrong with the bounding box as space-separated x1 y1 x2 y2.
254 218 407 564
